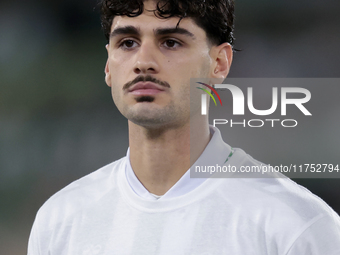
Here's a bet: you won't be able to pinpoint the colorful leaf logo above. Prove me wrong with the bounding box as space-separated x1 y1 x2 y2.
196 82 223 106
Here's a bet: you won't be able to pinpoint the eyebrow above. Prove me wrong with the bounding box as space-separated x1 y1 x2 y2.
110 26 140 38
155 27 195 39
110 26 196 40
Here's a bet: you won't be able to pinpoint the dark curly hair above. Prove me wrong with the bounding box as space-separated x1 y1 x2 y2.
99 0 235 47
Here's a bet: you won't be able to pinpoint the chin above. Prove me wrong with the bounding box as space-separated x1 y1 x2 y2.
123 102 186 129
128 114 169 128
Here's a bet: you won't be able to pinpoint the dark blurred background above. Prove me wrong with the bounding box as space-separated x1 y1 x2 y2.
0 0 339 253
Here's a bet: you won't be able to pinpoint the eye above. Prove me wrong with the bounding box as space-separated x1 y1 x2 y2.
119 39 138 50
163 39 181 49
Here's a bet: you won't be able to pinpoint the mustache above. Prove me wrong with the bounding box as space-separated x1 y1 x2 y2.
122 75 170 91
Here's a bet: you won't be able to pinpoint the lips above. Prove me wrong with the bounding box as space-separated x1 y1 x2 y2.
128 82 166 96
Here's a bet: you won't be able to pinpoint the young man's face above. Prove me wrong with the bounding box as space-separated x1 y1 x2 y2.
105 0 221 128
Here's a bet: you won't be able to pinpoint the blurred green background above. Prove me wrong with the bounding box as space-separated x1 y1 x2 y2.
1 0 340 253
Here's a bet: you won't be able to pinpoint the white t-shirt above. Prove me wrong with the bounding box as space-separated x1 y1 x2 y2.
125 147 209 200
28 127 340 255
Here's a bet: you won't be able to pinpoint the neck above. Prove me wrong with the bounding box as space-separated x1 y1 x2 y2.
128 117 210 196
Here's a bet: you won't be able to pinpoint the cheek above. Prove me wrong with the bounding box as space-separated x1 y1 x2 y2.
110 58 129 78
110 84 121 107
172 54 210 78
107 61 123 100
108 58 132 94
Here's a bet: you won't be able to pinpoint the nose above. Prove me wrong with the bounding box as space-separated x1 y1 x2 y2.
133 41 160 75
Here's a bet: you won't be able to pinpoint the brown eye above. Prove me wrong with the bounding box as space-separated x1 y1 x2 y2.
163 39 182 49
119 39 138 50
165 40 176 47
123 40 134 48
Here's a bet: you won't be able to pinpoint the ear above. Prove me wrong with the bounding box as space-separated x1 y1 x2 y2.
210 42 233 80
104 44 112 87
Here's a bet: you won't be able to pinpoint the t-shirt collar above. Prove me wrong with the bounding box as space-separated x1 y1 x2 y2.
125 126 232 200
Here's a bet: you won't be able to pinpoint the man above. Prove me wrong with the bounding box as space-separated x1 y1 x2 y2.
28 0 340 254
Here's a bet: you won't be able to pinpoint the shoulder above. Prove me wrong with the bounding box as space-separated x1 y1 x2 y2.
28 157 127 254
35 157 126 227
210 147 340 253
216 147 340 250
223 148 338 219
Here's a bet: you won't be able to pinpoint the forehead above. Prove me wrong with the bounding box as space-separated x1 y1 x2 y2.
110 2 207 40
